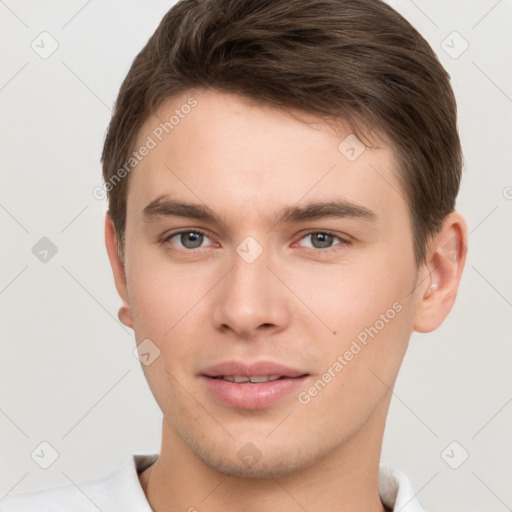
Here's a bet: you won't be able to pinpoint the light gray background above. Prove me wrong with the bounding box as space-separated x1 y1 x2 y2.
0 1 511 511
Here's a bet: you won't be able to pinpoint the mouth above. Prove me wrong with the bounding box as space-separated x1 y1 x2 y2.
200 361 309 409
211 375 288 383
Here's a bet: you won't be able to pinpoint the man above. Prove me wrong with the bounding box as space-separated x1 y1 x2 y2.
2 0 467 510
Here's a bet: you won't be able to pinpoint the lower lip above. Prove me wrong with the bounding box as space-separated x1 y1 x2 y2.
201 376 308 409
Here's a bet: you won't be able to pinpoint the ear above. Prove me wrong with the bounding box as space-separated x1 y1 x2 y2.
413 211 468 333
104 213 133 329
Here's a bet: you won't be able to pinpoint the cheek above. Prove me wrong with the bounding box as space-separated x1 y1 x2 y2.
302 252 415 345
125 239 189 325
303 246 417 400
296 297 415 437
126 254 216 367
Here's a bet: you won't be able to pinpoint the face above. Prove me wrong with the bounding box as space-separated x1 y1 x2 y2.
116 89 423 478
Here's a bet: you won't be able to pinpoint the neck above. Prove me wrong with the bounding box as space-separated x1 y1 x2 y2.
142 401 390 512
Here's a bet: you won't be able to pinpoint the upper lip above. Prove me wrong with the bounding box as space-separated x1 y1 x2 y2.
201 360 308 378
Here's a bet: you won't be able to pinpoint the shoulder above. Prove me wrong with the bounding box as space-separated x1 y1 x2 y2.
0 453 158 512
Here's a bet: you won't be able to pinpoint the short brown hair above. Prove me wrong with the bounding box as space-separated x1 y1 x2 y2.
101 0 462 266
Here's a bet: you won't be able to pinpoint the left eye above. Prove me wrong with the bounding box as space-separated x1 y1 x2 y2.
295 231 346 250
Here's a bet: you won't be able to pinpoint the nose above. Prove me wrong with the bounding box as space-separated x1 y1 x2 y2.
212 246 291 340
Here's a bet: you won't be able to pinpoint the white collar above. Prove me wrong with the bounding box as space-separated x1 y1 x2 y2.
378 463 425 512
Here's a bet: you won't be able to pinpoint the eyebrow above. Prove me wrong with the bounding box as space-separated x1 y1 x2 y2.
142 195 378 227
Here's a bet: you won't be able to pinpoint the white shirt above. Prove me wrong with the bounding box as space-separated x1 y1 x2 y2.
0 453 424 511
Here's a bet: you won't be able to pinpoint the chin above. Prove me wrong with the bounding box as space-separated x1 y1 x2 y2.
187 435 320 479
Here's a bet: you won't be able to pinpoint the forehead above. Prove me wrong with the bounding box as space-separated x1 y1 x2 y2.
127 89 405 226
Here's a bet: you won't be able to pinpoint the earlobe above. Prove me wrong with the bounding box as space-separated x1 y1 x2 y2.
413 212 467 333
104 213 134 329
118 303 134 329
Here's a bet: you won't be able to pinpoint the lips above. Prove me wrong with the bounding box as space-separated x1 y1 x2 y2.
200 361 309 409
215 375 282 383
201 360 307 379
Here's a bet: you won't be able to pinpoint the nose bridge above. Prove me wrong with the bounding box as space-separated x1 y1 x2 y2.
213 238 289 337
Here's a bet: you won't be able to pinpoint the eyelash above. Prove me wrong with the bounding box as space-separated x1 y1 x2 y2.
163 229 351 255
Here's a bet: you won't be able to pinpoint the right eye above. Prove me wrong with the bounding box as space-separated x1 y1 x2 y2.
163 229 217 251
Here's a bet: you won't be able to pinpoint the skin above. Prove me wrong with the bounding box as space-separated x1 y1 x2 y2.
105 88 467 511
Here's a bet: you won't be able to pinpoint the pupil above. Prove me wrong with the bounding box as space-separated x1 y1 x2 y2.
313 233 332 249
182 232 203 249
